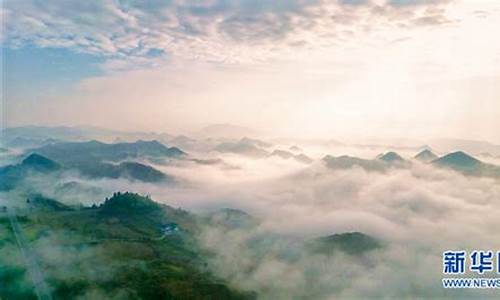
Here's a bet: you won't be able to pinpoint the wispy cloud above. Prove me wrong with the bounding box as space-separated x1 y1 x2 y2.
3 0 456 70
4 0 500 144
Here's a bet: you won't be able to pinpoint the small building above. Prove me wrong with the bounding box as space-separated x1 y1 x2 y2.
161 223 180 235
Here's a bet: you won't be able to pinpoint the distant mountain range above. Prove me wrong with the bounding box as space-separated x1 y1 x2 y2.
212 137 312 163
0 139 184 190
0 153 62 191
323 151 409 172
323 150 500 178
0 153 170 191
323 155 387 172
29 140 185 166
0 126 174 148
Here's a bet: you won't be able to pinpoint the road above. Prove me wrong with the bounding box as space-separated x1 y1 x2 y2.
7 209 53 300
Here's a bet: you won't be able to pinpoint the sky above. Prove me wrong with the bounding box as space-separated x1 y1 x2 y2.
1 0 500 143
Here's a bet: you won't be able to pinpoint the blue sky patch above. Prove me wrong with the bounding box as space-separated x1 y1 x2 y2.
3 46 104 96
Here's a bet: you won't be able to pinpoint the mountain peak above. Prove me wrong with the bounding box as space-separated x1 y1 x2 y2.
433 151 481 171
415 149 438 162
166 146 186 157
21 153 61 171
310 232 382 256
100 192 162 216
378 152 404 163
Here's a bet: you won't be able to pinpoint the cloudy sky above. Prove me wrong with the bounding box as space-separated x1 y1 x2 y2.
2 0 500 143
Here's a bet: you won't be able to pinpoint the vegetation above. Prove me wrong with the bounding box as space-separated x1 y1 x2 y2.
0 216 37 299
308 232 382 256
0 154 61 191
0 193 254 300
28 194 73 211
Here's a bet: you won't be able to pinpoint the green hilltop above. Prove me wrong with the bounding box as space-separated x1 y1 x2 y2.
0 192 254 300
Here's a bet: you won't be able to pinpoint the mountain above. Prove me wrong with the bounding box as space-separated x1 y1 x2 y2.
307 232 382 256
432 151 482 172
31 140 185 165
93 192 198 234
204 208 258 230
76 161 170 183
0 150 170 190
119 162 169 182
54 181 104 202
1 192 254 299
28 140 179 182
100 192 163 218
28 194 73 211
378 151 404 163
0 154 61 191
414 149 438 162
21 153 61 171
323 155 386 172
432 151 500 177
1 126 175 145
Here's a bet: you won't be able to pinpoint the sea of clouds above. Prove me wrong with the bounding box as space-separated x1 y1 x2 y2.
2 143 500 298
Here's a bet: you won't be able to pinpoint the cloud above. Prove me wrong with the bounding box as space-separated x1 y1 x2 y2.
182 157 500 298
2 0 457 70
3 141 500 298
